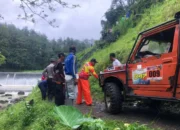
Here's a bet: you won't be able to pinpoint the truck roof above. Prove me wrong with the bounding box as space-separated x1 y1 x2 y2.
139 19 178 35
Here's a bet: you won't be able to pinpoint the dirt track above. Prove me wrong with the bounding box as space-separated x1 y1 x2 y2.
75 102 180 130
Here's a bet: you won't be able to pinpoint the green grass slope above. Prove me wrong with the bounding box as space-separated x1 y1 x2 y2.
79 0 180 100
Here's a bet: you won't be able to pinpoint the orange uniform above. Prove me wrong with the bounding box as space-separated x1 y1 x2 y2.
76 62 98 105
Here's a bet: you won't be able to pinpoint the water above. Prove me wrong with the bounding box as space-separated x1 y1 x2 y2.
0 72 42 91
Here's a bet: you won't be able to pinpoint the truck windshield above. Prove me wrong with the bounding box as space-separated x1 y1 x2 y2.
136 27 175 59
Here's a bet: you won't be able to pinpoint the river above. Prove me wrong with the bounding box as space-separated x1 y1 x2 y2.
0 72 42 109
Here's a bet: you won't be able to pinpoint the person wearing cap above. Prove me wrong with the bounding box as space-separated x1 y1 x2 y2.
65 46 78 103
53 53 66 106
42 58 56 101
76 58 98 106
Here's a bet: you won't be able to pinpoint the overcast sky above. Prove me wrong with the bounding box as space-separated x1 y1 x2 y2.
0 0 111 40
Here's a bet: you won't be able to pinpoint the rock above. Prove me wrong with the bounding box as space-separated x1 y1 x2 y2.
5 94 12 97
0 100 8 104
8 97 12 99
18 91 25 95
0 91 5 94
10 98 22 104
7 104 12 108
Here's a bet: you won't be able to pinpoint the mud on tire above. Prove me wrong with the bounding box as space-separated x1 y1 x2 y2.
104 82 122 114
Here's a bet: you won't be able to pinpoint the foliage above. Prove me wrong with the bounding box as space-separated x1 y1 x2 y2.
0 24 92 71
0 87 154 130
0 53 5 65
77 0 180 100
100 0 165 45
0 0 79 27
54 106 85 129
54 106 107 130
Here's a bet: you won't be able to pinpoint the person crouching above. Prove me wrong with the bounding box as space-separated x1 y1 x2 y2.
38 76 48 100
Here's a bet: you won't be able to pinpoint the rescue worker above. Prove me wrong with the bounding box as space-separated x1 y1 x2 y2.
65 46 78 103
76 58 98 106
38 76 48 100
110 53 121 67
42 58 56 101
53 53 66 106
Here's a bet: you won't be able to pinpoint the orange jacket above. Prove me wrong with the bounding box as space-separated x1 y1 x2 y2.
79 62 98 80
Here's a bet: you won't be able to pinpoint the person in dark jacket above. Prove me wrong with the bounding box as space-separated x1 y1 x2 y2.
53 53 66 106
38 76 48 100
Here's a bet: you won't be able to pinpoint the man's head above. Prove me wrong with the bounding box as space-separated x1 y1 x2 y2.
50 58 56 63
90 58 98 66
58 53 65 61
69 46 76 54
110 53 116 61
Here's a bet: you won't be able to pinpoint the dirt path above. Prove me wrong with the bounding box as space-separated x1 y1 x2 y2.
74 102 180 130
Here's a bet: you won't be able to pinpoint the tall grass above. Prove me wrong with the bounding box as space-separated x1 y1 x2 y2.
77 0 180 99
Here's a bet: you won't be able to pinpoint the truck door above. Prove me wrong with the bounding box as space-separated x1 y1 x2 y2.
127 25 179 98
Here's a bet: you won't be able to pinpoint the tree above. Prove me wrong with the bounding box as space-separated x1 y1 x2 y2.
0 53 5 65
1 0 79 27
0 23 92 71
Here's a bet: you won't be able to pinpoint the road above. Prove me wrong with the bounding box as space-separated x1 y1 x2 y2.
75 102 180 130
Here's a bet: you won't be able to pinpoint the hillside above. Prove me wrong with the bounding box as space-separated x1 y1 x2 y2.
77 0 180 96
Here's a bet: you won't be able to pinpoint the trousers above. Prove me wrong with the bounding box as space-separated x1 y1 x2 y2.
47 78 55 101
38 84 47 100
76 78 92 105
55 83 65 106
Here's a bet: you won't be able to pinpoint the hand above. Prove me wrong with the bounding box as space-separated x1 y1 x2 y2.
74 78 78 85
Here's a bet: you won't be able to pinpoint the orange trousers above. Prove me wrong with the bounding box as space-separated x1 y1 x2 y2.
76 78 92 105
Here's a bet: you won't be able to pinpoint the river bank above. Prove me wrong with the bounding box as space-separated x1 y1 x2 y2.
0 91 29 110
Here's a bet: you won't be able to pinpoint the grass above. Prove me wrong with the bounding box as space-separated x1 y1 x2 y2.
0 88 154 130
77 0 180 100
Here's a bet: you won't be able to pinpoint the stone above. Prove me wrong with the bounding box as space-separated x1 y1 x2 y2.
18 91 25 95
0 100 8 104
7 104 12 108
0 91 5 94
8 97 12 99
5 94 12 97
10 98 22 104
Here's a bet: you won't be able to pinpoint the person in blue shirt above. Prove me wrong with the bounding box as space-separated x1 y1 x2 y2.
65 46 78 103
38 76 48 100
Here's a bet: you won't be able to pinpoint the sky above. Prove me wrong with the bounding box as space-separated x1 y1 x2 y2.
0 0 111 40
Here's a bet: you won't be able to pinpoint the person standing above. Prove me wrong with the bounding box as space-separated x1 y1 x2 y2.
43 58 56 101
53 53 66 106
76 58 98 106
110 53 122 67
65 46 78 103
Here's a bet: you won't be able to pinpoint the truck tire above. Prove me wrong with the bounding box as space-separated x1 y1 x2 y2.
104 82 122 114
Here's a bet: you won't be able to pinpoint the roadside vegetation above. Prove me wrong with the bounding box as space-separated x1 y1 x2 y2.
0 88 154 130
76 0 180 100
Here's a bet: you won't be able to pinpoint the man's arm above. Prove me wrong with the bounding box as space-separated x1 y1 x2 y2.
72 55 76 79
89 66 98 79
42 67 47 76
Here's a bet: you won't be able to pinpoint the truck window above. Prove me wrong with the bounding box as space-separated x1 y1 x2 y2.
136 27 175 59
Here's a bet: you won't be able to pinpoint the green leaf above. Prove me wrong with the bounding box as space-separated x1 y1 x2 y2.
54 106 90 128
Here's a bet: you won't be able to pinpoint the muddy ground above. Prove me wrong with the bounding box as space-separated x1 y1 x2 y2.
74 102 180 130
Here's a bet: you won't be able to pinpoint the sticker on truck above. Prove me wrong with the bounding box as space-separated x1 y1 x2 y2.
132 65 163 85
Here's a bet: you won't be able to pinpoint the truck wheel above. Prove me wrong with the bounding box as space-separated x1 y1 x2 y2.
104 82 122 114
